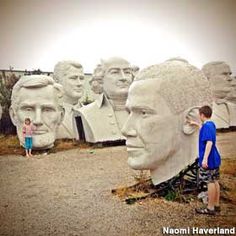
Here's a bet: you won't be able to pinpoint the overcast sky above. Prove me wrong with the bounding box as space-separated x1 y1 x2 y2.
0 0 235 73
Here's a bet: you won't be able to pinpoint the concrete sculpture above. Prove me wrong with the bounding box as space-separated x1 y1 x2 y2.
78 57 138 143
53 61 85 139
10 75 65 149
202 61 236 128
122 60 212 185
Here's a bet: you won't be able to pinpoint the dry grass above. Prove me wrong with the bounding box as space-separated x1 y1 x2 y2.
221 157 236 176
220 158 236 204
0 135 24 155
0 135 91 156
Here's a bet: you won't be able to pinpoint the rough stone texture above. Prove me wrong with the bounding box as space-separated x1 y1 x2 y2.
122 59 212 185
78 57 138 143
53 61 85 139
0 132 235 236
9 75 64 149
202 61 236 128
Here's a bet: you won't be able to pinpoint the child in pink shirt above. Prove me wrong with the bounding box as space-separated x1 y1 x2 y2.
22 118 35 157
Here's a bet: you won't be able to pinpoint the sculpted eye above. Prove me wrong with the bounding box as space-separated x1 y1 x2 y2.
43 107 55 112
124 70 132 75
69 76 77 80
141 110 148 117
110 69 119 74
21 106 34 112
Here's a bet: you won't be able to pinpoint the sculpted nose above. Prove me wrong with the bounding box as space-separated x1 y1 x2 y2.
120 70 128 81
76 78 82 86
33 109 43 126
121 115 137 137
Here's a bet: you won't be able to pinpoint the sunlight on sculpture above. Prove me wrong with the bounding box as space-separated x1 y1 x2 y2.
122 59 212 185
10 75 65 149
202 61 236 128
54 61 85 139
78 57 138 143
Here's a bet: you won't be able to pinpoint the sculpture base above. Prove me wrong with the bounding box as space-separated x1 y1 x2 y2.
112 159 203 204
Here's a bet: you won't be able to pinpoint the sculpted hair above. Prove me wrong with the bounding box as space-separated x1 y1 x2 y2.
202 61 231 78
53 61 83 83
11 75 64 110
135 60 213 114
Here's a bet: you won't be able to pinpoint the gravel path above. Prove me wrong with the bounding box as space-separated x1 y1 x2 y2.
0 132 236 236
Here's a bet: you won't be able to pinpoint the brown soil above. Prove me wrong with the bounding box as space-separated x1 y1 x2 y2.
0 132 236 236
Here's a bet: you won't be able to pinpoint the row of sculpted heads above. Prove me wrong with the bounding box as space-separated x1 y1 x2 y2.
8 57 235 185
9 58 235 150
9 57 138 148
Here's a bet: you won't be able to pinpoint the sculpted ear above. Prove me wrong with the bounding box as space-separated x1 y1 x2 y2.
9 106 17 126
183 106 200 135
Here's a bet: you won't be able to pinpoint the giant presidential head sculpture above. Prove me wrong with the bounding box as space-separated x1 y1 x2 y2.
54 61 85 105
78 57 138 143
202 61 236 128
53 61 85 139
10 75 64 149
122 60 213 185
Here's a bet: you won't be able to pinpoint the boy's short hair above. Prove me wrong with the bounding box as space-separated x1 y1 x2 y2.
199 105 212 118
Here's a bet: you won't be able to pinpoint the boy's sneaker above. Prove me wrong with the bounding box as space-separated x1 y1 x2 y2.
195 207 215 215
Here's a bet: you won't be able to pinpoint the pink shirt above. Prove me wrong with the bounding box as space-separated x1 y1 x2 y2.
22 124 35 138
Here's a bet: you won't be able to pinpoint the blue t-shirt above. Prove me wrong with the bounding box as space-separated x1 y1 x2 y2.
198 120 221 169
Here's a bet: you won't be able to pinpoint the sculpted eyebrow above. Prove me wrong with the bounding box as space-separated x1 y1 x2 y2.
131 106 156 113
42 104 56 108
20 103 35 107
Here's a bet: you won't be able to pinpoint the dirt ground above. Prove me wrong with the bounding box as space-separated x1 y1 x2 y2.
0 132 236 236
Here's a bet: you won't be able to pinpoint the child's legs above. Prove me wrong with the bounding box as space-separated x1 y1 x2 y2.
28 137 33 155
25 149 29 156
25 137 30 156
214 181 220 206
200 167 219 209
207 182 216 209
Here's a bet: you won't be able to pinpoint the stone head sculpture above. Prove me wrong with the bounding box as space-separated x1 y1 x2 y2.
90 57 138 99
53 61 85 105
77 57 138 143
10 75 65 149
122 60 212 185
202 61 236 103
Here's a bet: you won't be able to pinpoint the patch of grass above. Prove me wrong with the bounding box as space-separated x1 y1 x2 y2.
219 158 236 204
0 135 23 156
221 158 236 176
0 135 92 156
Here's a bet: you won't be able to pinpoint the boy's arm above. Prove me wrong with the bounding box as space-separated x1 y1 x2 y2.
202 141 213 168
186 118 202 129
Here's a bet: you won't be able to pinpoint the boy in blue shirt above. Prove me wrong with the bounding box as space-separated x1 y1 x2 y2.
190 105 221 215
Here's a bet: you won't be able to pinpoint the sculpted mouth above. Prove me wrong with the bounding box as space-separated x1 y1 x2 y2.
126 144 144 151
116 82 130 88
74 89 83 92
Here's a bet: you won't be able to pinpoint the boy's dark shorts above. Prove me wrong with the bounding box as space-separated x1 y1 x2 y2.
199 167 220 184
